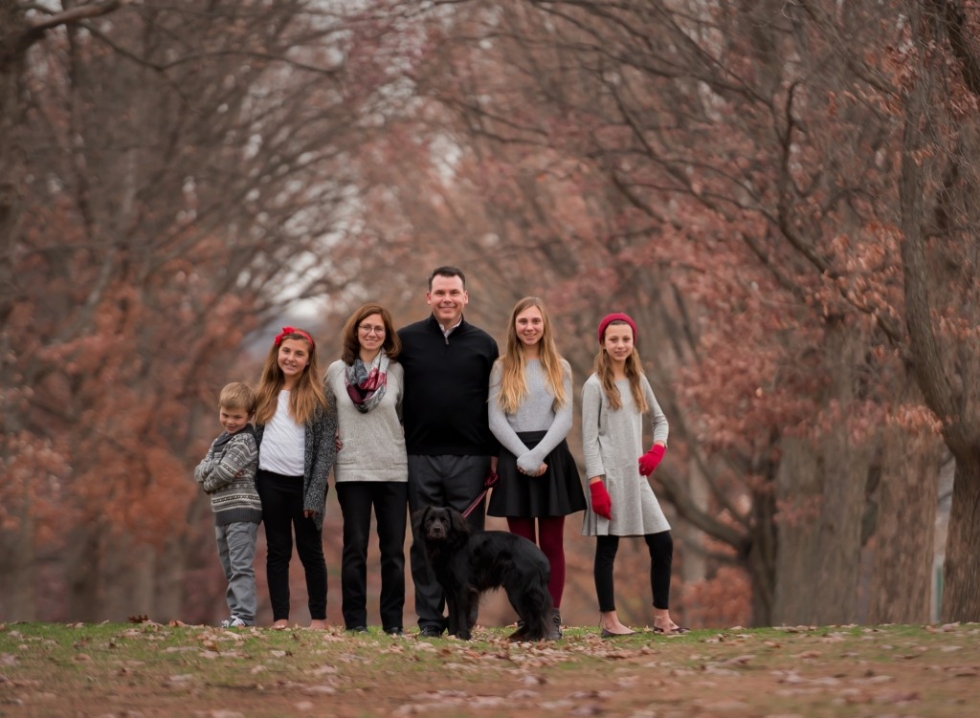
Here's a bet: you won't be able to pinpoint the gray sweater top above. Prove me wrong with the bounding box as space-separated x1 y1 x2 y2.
488 359 574 473
581 373 670 537
325 359 408 483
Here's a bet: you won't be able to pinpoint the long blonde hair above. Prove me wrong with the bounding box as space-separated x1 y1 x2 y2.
594 319 648 412
254 328 328 426
496 297 568 415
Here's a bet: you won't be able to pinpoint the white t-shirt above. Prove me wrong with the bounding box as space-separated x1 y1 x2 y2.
259 390 306 476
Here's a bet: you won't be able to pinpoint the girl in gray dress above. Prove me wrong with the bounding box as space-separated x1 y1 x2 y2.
582 312 686 636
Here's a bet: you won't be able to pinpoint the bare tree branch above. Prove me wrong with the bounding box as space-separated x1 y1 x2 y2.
27 0 128 32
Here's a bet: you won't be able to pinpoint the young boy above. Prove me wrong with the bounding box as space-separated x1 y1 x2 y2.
194 382 262 628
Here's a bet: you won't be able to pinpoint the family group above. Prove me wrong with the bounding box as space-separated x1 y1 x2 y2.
193 266 686 638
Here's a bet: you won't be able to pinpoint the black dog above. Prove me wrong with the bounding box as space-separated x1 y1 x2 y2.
415 505 554 640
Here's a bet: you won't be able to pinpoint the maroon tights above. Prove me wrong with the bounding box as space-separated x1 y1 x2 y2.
506 516 566 608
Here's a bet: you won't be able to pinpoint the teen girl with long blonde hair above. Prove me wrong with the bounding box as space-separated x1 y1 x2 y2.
487 297 586 638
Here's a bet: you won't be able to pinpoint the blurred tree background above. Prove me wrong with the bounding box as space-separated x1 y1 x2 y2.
2 0 977 627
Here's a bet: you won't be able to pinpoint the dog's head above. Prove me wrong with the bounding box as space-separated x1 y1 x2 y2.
414 505 471 547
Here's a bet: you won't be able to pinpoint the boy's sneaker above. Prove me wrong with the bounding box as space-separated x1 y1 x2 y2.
221 616 248 628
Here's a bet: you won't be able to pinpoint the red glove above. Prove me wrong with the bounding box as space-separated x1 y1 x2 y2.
638 444 666 476
589 481 612 520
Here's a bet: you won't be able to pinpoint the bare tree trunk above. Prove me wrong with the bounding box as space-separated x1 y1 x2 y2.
154 537 188 622
0 9 30 343
772 437 822 625
868 431 941 623
100 537 155 621
898 26 980 622
681 459 708 585
942 452 980 620
0 514 36 621
745 463 777 627
808 320 873 625
64 526 102 622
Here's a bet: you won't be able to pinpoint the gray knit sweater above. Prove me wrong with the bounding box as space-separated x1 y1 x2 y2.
253 398 337 531
488 359 573 472
194 427 261 526
325 359 408 483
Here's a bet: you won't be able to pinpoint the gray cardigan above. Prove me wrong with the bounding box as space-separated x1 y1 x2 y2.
254 393 337 530
325 359 408 483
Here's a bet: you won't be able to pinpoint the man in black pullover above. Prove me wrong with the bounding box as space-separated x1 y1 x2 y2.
398 266 499 636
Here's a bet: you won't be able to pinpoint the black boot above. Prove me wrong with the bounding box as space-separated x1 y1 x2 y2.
549 609 562 640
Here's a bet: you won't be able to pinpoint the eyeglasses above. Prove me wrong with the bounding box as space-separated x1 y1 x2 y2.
358 324 386 336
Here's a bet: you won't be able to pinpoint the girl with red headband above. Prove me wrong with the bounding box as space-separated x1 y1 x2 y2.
253 327 337 629
582 313 687 636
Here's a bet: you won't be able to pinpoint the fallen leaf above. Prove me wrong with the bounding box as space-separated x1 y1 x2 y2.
872 690 919 704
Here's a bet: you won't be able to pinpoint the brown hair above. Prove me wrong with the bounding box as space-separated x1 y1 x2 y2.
340 303 401 365
496 297 568 415
594 320 648 412
219 382 256 413
254 328 328 425
428 265 466 290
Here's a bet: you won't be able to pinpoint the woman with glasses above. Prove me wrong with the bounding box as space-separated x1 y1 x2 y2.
325 303 408 635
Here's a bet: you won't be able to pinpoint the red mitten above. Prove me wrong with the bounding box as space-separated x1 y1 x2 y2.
589 481 612 520
638 444 666 476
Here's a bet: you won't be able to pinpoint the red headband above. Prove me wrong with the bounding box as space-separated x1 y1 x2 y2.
597 313 637 343
274 326 315 349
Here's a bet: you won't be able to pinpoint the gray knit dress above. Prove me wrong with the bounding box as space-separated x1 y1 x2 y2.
581 373 670 537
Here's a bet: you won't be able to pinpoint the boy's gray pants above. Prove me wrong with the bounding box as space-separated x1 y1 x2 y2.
216 521 259 624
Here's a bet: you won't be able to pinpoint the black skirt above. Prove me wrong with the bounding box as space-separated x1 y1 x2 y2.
487 430 587 518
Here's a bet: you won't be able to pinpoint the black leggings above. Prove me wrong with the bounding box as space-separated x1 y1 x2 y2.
256 469 328 621
594 531 673 613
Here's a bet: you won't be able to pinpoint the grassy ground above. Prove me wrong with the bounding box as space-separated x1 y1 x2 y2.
1 621 978 717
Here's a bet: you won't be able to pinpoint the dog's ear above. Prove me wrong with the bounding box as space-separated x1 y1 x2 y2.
449 507 471 536
411 506 430 534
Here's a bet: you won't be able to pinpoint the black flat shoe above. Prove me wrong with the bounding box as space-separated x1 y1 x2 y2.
600 627 635 638
347 625 369 634
384 626 404 636
652 625 689 635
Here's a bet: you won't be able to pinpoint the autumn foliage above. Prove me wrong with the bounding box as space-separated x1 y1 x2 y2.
3 0 980 627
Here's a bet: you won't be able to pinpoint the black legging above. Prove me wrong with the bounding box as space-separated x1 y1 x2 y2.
594 531 673 612
256 469 328 621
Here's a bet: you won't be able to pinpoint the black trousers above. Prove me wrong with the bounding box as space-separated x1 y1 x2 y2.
594 531 673 613
336 481 408 631
256 469 327 621
407 454 491 631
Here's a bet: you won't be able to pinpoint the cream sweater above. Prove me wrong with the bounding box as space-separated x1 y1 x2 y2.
325 360 408 483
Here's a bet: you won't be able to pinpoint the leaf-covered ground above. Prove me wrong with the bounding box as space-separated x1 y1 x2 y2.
1 621 978 717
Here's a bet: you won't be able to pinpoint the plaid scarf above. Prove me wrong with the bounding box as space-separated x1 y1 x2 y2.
345 351 389 413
